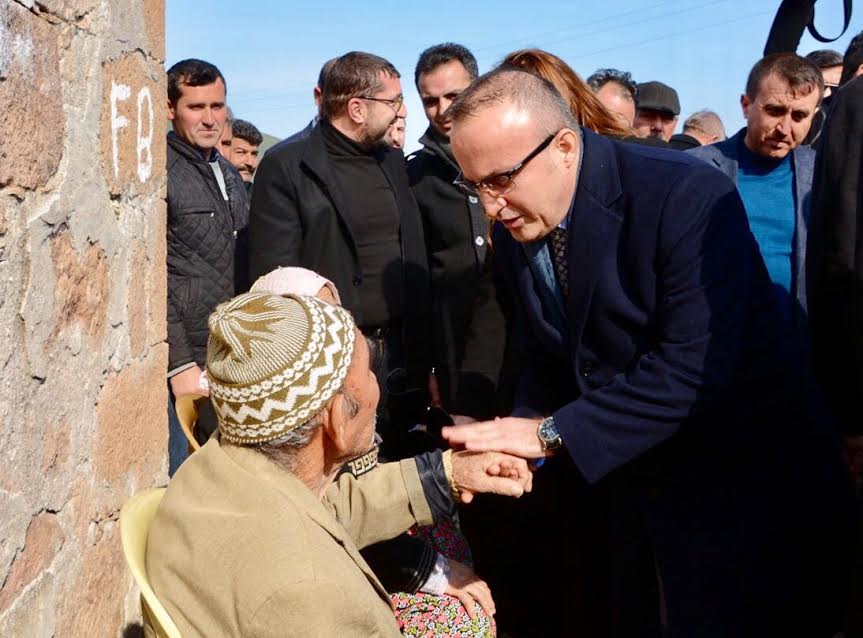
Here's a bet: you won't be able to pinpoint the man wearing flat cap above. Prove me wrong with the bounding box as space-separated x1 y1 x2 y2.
146 292 531 637
633 80 680 142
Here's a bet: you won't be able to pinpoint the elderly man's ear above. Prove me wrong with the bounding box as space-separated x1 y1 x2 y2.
321 394 352 455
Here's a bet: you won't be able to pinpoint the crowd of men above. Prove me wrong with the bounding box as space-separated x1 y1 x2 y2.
151 28 863 638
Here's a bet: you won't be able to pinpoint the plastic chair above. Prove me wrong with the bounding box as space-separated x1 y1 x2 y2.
120 488 182 638
174 395 204 452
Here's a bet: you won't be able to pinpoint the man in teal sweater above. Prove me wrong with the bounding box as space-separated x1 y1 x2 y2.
688 52 822 355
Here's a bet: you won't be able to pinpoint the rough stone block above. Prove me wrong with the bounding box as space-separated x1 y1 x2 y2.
92 345 168 490
100 52 166 198
0 2 65 190
0 513 64 613
47 231 109 347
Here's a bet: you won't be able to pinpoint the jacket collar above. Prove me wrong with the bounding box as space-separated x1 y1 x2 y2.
167 130 216 164
511 128 623 352
218 436 392 601
418 126 459 172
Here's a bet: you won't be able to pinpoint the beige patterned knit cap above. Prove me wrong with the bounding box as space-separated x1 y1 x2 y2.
205 292 356 445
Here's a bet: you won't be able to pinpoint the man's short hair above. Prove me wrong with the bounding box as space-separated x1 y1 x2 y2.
745 53 824 102
586 68 638 103
317 57 338 93
841 30 863 85
167 58 225 105
321 52 400 121
414 43 479 87
683 109 726 141
232 119 263 146
447 67 578 137
805 49 843 69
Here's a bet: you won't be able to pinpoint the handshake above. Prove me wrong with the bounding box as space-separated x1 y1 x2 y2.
446 416 553 502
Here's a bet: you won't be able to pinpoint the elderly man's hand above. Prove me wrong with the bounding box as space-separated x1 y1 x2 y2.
452 450 533 503
443 417 548 460
444 558 495 619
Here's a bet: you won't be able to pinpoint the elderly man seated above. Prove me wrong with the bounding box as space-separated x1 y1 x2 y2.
146 292 531 637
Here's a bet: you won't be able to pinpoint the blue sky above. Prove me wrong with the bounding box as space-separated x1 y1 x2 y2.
167 0 860 152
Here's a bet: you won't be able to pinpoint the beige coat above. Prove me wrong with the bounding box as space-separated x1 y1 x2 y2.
146 435 434 637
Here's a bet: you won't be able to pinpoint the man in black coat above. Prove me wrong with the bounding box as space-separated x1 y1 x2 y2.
407 43 507 421
249 52 432 454
808 75 863 463
165 59 249 468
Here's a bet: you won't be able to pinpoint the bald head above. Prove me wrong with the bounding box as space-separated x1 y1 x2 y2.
449 68 582 244
448 68 577 138
682 109 726 145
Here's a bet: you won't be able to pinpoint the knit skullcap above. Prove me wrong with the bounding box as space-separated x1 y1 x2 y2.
205 292 356 445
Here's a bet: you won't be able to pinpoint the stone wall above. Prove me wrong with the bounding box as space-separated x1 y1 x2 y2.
0 1 167 635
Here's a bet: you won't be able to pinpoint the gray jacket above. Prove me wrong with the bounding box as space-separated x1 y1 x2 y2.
687 128 815 335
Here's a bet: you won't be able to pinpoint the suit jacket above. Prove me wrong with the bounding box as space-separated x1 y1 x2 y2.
146 434 434 637
687 128 814 333
248 122 432 384
407 128 506 418
496 129 851 635
807 76 863 434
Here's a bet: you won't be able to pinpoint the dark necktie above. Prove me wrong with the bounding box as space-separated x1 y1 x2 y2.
549 227 569 298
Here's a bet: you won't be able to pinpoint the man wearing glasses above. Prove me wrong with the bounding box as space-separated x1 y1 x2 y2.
249 51 432 458
442 68 852 636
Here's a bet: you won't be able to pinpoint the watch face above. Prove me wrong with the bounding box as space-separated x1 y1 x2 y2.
540 418 557 441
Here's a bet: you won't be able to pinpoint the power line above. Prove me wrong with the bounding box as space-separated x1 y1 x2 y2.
475 0 731 66
562 7 775 62
470 0 684 54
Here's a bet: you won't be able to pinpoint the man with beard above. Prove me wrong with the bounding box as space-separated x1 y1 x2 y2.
407 43 507 422
249 51 432 457
688 53 822 356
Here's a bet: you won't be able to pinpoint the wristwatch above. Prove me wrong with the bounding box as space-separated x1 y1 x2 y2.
537 416 562 452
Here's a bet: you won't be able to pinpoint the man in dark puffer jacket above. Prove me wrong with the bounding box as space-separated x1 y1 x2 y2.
166 59 248 469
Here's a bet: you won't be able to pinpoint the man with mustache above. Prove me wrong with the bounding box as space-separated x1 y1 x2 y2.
688 52 822 355
227 118 263 190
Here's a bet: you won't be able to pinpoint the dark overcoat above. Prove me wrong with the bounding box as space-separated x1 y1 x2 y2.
496 129 852 637
248 123 432 386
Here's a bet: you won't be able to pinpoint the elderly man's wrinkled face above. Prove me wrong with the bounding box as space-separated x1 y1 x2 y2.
450 101 580 243
340 328 379 455
741 73 820 159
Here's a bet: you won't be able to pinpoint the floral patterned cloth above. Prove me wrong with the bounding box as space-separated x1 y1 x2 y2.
391 519 495 637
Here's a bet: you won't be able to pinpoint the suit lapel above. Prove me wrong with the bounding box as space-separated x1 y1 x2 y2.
299 127 360 263
564 131 624 349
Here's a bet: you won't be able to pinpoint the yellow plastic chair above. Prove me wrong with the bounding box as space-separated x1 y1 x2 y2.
174 395 204 452
120 488 182 638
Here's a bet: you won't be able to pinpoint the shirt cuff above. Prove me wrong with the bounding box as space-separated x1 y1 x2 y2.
419 552 450 596
167 361 197 379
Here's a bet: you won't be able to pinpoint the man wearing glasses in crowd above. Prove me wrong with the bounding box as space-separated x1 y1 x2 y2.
443 67 852 637
248 51 433 458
